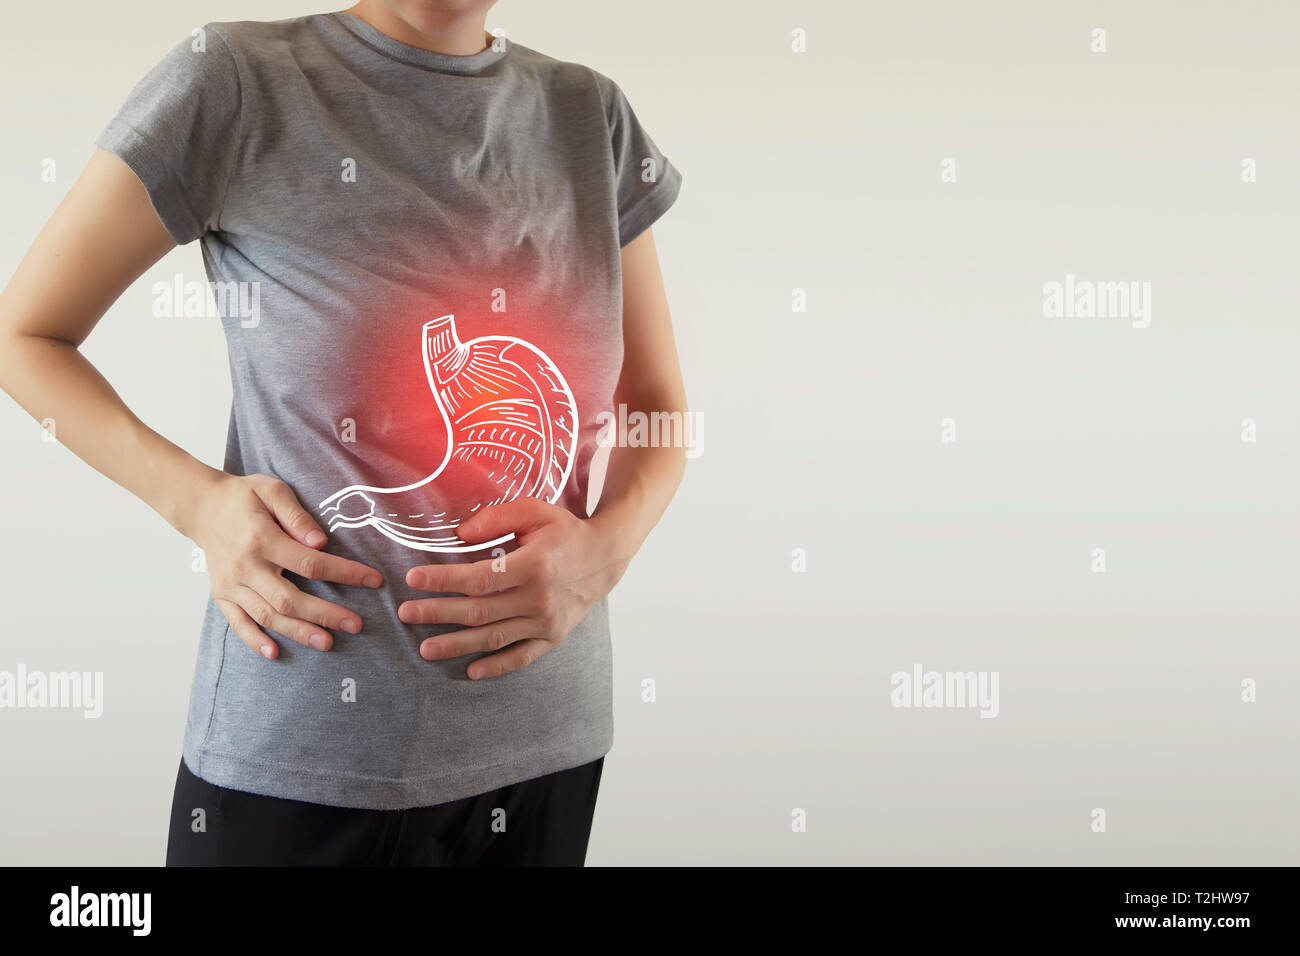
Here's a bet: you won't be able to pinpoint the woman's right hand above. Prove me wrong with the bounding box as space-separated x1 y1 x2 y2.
187 471 384 659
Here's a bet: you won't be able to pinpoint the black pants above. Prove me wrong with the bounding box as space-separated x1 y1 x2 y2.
165 756 603 866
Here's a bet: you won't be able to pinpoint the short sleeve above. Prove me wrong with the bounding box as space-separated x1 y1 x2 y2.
604 79 683 248
94 25 243 245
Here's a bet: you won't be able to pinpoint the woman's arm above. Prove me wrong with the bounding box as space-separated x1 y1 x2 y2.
588 225 690 560
400 226 688 678
0 149 204 525
0 148 383 657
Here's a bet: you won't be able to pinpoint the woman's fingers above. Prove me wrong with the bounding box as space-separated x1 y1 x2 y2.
255 476 329 548
419 617 545 666
406 551 530 594
397 590 530 627
469 638 552 680
203 474 383 660
216 597 280 659
262 533 383 589
233 585 333 651
247 566 363 636
423 629 551 681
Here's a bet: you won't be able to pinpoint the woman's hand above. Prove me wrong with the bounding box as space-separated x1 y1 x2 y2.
399 498 629 679
188 472 385 659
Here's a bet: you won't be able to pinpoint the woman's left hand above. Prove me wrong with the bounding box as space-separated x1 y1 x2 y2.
400 498 628 679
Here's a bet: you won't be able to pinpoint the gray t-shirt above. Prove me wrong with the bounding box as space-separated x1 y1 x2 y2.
96 12 682 809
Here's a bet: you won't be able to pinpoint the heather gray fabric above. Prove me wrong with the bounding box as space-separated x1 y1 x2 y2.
95 13 682 809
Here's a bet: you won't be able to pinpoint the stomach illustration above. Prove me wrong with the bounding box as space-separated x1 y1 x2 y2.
319 314 578 553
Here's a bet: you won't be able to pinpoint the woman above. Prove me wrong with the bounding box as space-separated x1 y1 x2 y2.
0 0 687 866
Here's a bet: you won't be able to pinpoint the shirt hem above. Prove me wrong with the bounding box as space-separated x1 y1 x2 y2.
95 120 200 245
183 731 614 810
619 161 683 248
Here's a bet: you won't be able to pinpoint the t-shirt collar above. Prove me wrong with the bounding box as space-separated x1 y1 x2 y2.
331 12 508 75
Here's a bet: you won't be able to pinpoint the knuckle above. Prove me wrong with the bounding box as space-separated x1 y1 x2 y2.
464 602 486 628
269 589 295 615
487 628 508 651
249 603 273 628
541 601 566 634
297 554 322 579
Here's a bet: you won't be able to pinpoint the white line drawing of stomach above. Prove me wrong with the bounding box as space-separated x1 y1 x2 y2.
319 314 578 553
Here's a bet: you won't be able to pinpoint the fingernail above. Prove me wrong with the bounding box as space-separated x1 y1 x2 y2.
364 574 382 588
341 618 361 634
260 644 275 659
309 633 330 650
306 530 327 547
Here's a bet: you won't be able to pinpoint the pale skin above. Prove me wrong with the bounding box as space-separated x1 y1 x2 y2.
0 0 687 680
